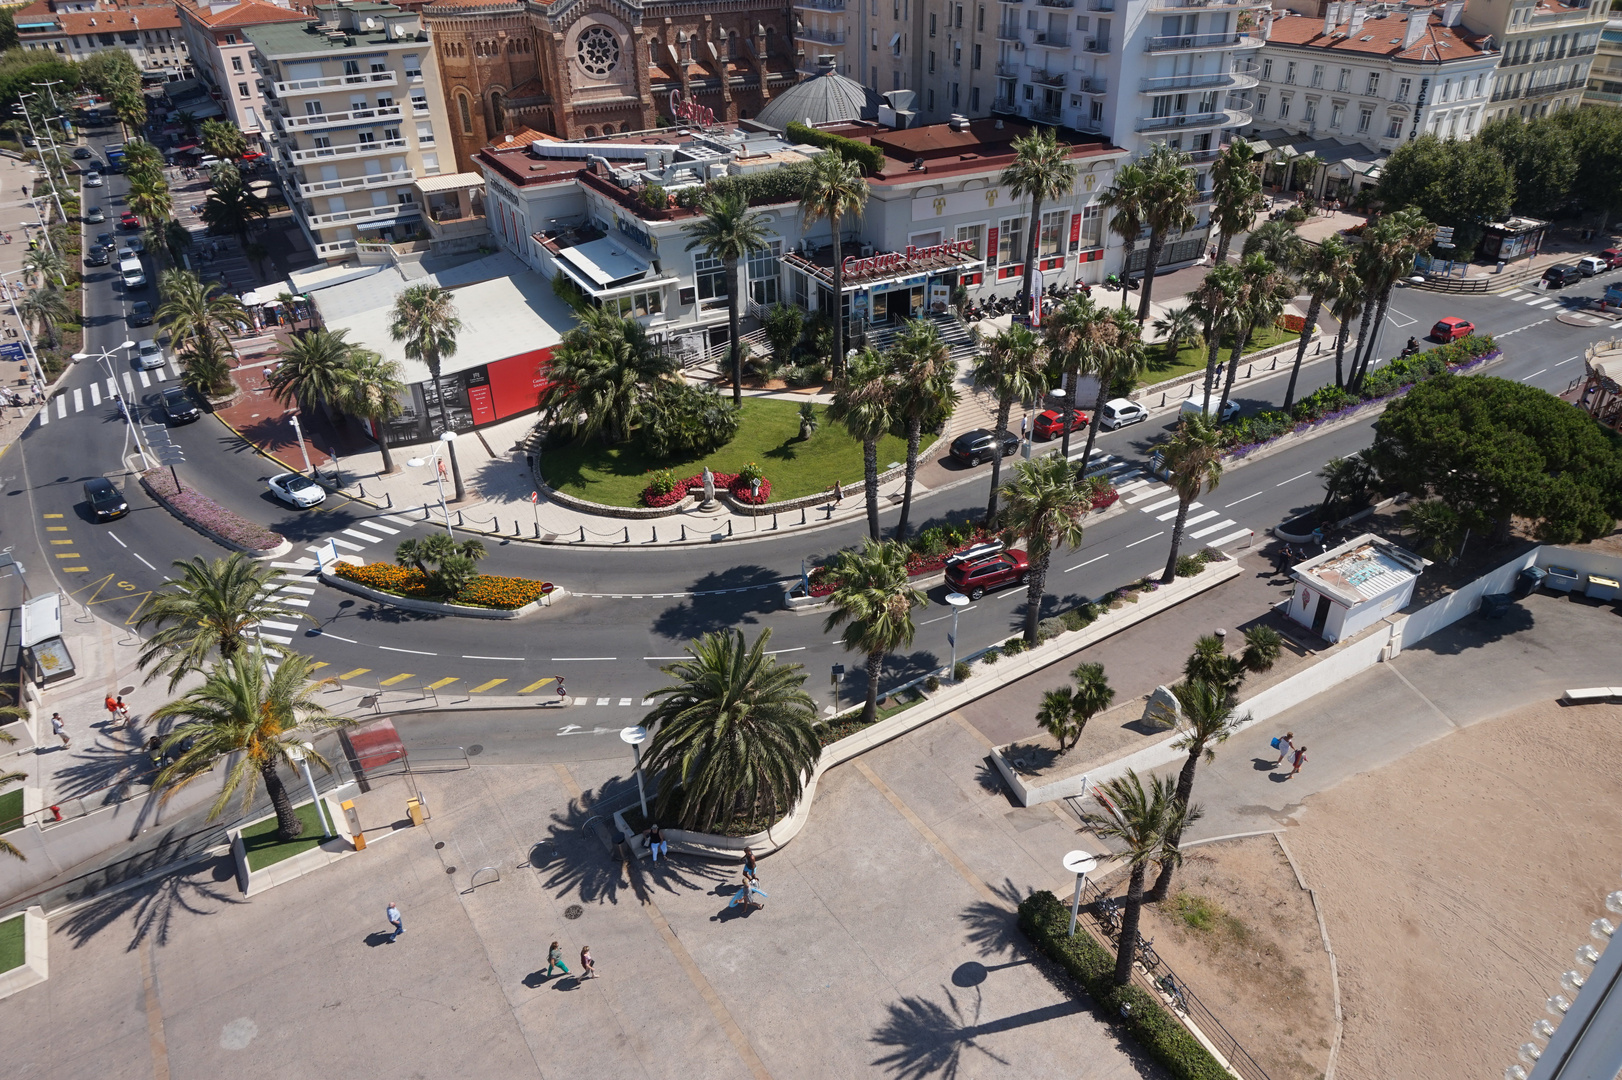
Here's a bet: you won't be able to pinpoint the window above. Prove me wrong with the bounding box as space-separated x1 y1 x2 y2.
997 216 1025 267
421 151 440 174
871 65 878 85
404 54 421 78
1279 96 1290 119
383 127 401 142
1447 113 1459 137
357 131 377 144
1396 77 1410 102
929 13 936 36
1024 84 1034 100
893 70 902 90
928 50 935 73
225 33 236 44
604 289 665 318
416 120 435 144
872 29 878 50
1303 99 1316 123
747 241 782 304
973 43 981 69
1367 72 1380 95
1441 79 1452 102
1254 90 1267 115
231 55 243 72
955 5 963 29
977 5 984 31
1331 103 1344 127
457 94 472 133
694 253 729 300
955 223 984 260
1337 68 1349 91
1078 204 1101 248
1311 64 1323 88
237 81 249 98
1473 74 1484 97
953 42 961 66
1261 58 1272 81
1385 116 1401 138
969 85 979 110
1038 209 1066 259
1358 106 1372 132
412 91 429 112
1285 61 1296 84
927 88 935 109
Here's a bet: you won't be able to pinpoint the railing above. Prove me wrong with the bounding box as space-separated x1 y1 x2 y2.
1031 104 1063 123
1038 0 1075 7
991 95 1021 113
1145 31 1259 50
307 199 421 228
1033 29 1071 46
298 167 415 198
1084 36 1111 52
1075 75 1106 92
1086 0 1114 8
1135 105 1249 131
792 0 845 10
316 238 358 258
1149 0 1263 7
997 23 1022 39
1032 69 1066 86
1524 75 1588 96
996 61 1022 78
1140 65 1256 92
274 70 397 96
282 103 403 131
289 137 408 164
798 26 845 43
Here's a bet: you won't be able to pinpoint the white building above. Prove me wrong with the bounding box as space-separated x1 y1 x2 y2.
1464 0 1608 121
1287 533 1425 642
176 0 310 151
15 0 192 80
1582 16 1622 108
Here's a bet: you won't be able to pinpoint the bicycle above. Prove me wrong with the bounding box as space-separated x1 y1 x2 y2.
1095 896 1121 935
1157 972 1188 1013
1135 933 1161 970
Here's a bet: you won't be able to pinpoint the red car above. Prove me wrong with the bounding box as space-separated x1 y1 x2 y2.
119 212 141 230
945 549 1030 600
1601 249 1622 270
1033 408 1090 440
1430 316 1474 342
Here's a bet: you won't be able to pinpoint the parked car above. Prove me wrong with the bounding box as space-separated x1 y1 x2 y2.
72 146 92 160
119 212 141 230
1599 249 1622 270
95 231 115 250
83 171 103 187
949 428 1020 466
1179 396 1241 423
1577 255 1607 277
160 386 199 424
1542 264 1583 288
83 476 127 520
944 550 1030 601
1098 398 1149 430
84 205 105 224
134 338 165 370
85 245 110 266
1033 408 1090 440
128 300 153 326
268 472 326 509
1430 316 1475 342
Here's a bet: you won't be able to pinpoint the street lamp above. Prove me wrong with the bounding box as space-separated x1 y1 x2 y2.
944 592 970 678
286 741 334 838
405 441 455 536
285 412 316 475
440 428 466 503
620 725 650 821
73 341 148 469
1 268 49 391
1063 849 1099 937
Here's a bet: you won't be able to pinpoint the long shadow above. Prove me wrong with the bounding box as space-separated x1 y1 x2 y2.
958 878 1030 957
1403 602 1535 655
57 845 242 951
650 565 788 640
870 986 1089 1080
530 783 644 907
46 732 160 802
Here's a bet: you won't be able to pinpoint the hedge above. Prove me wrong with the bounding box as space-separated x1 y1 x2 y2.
674 160 817 209
785 121 888 175
1018 891 1233 1080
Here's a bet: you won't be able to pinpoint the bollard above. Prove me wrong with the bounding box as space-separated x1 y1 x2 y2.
1187 384 1195 397
384 492 392 509
800 507 807 525
1272 357 1279 370
651 525 657 542
457 510 464 526
1245 364 1252 378
1160 392 1166 407
727 520 733 537
579 525 586 542
534 521 540 538
773 512 779 530
623 526 630 543
681 523 687 541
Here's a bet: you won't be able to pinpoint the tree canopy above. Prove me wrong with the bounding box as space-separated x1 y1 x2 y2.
1367 375 1622 543
1478 116 1578 220
1374 135 1513 253
80 50 141 100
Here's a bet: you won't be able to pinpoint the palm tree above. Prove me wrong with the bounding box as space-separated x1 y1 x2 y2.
1074 308 1143 477
178 331 235 398
1241 219 1303 267
684 189 771 405
1188 263 1245 407
999 129 1078 318
1348 208 1436 393
1327 263 1365 391
126 172 172 226
1150 305 1203 356
1215 253 1291 419
1144 678 1246 901
1100 161 1148 312
971 324 1047 526
798 152 870 381
199 118 247 162
112 89 146 139
151 652 352 842
163 219 193 268
1130 144 1197 324
1158 412 1224 584
1208 137 1265 266
1035 662 1114 753
1043 294 1109 460
999 454 1091 644
23 246 66 288
822 537 927 724
19 284 71 346
389 283 461 434
1081 770 1200 985
134 554 311 690
120 139 163 180
1402 498 1463 560
339 349 408 475
889 319 959 541
827 349 897 541
268 327 356 418
1284 234 1355 410
1290 153 1326 199
157 269 248 350
1240 626 1284 673
538 306 677 445
640 628 821 832
201 176 268 246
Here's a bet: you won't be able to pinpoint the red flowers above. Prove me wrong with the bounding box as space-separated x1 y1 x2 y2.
639 470 772 507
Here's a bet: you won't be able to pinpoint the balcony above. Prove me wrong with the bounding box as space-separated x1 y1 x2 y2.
1075 75 1106 92
991 94 1021 114
298 168 415 199
996 61 1022 78
1134 102 1251 131
1585 88 1622 103
1145 31 1262 51
1084 36 1110 52
288 137 409 164
1524 75 1589 96
1037 0 1075 7
1032 30 1071 47
798 26 845 43
997 23 1022 39
274 70 397 97
315 238 358 259
792 0 845 10
1030 104 1063 124
307 199 421 230
1140 65 1258 92
1031 69 1066 87
282 104 404 132
1148 0 1265 9
1086 0 1114 8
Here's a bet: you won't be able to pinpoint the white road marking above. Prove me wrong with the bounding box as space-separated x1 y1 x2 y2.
1181 509 1220 529
554 656 617 661
278 597 311 607
137 370 150 388
595 697 610 706
380 513 414 526
134 553 156 569
55 396 66 418
358 520 400 535
1225 491 1262 508
110 533 127 547
1156 501 1199 521
1114 479 1150 495
72 387 83 412
643 655 687 660
1276 471 1313 487
325 537 364 551
1521 369 1547 381
340 529 382 543
105 377 116 397
257 620 302 631
619 698 632 706
378 645 436 655
278 585 316 594
765 647 806 655
1190 518 1238 539
89 383 101 406
248 632 293 645
315 631 358 643
271 559 317 570
36 409 47 426
122 372 135 397
1138 495 1180 514
1065 553 1109 573
463 654 527 661
1124 531 1164 549
1209 528 1254 548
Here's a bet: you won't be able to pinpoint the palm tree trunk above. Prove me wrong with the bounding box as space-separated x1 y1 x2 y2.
726 256 743 406
1351 286 1394 393
1200 320 1223 405
1022 550 1048 644
1345 287 1380 394
1215 322 1247 418
1160 494 1194 584
1059 364 1078 459
428 354 448 435
985 392 1014 527
1021 193 1045 320
373 412 396 474
1114 862 1148 985
1332 315 1353 389
1283 295 1323 411
263 761 305 841
862 436 880 541
829 212 845 382
895 416 922 541
1213 230 1234 267
863 647 883 724
1136 232 1166 324
1077 376 1110 478
1146 747 1202 902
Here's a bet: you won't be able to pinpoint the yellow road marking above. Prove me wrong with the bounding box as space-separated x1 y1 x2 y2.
50 539 73 544
470 678 507 693
335 668 371 680
54 553 81 559
308 662 329 670
518 677 555 693
425 677 458 690
62 566 89 572
46 526 67 531
42 513 62 518
379 672 414 686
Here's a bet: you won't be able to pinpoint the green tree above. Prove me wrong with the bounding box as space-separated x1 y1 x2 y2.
822 537 927 724
1479 116 1578 219
22 246 65 289
81 50 141 99
1188 262 1245 407
999 128 1077 319
1284 234 1355 410
764 302 804 363
889 319 959 541
0 9 18 52
120 139 164 183
178 331 235 397
394 534 485 597
1080 770 1200 985
135 554 311 690
1158 412 1224 584
1374 135 1511 255
1150 305 1203 356
998 454 1091 645
798 151 870 381
538 306 676 445
827 348 898 541
1327 260 1366 390
111 88 147 140
1240 219 1303 267
1401 498 1464 561
971 323 1047 526
1181 634 1245 699
640 628 821 831
201 175 268 246
152 652 352 842
1044 294 1111 460
1347 208 1437 393
1552 106 1622 229
157 268 248 350
1128 144 1197 324
1075 308 1144 476
1208 137 1265 265
199 118 247 162
1240 626 1284 674
267 327 355 418
163 218 193 268
1215 253 1292 419
389 282 461 433
339 349 408 475
126 171 172 228
1143 678 1246 901
1035 662 1114 753
683 188 771 405
18 284 72 347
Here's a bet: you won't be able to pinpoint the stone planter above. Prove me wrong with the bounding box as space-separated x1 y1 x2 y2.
140 474 291 559
319 561 559 619
0 908 48 1001
230 788 357 897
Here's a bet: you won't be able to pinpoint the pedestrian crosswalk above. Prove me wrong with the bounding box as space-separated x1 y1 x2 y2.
248 513 416 644
1516 288 1567 311
1094 452 1254 550
37 368 186 425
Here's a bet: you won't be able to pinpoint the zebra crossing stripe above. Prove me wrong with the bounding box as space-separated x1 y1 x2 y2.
72 387 83 412
1181 509 1220 529
55 396 66 418
90 383 101 406
340 529 383 543
1156 502 1200 521
1189 518 1237 539
1208 528 1253 548
359 520 400 535
1137 495 1180 513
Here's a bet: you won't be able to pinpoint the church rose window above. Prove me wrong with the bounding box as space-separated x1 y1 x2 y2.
577 26 620 77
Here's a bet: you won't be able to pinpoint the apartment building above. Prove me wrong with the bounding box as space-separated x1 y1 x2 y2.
247 1 462 260
1580 16 1622 108
177 0 311 150
1459 0 1607 120
15 0 192 79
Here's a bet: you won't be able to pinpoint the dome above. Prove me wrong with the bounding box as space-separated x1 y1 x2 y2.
756 55 880 130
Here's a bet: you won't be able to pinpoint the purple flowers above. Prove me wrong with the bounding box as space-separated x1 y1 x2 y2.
143 469 285 552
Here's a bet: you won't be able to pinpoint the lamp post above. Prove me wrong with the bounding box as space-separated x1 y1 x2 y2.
15 97 68 234
2 268 49 390
1063 849 1099 937
441 428 466 503
287 741 334 838
620 725 650 821
945 592 970 678
286 412 316 475
74 341 148 469
405 442 454 536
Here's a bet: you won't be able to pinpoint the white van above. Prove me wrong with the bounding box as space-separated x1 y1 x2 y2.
1180 395 1241 423
119 255 146 288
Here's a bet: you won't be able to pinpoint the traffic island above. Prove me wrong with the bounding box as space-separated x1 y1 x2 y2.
0 908 48 1001
141 468 291 559
230 794 357 897
319 558 560 619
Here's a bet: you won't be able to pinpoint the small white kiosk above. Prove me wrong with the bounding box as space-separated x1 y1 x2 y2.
1287 534 1426 643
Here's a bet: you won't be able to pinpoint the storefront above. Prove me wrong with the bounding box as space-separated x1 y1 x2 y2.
781 240 985 337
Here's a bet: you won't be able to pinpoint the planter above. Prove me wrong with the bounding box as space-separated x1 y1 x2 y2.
141 471 290 558
0 908 48 1001
230 790 357 897
320 563 559 618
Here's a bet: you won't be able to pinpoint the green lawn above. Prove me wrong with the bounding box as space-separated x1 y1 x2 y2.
1138 324 1299 388
539 399 931 507
0 914 23 974
0 787 22 835
241 801 333 872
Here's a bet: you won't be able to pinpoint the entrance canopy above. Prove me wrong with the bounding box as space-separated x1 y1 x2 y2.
783 240 984 293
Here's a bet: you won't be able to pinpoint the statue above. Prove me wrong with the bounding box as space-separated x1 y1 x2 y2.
700 466 717 509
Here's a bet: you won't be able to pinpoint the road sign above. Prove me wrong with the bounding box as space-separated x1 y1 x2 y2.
831 664 844 677
530 490 539 503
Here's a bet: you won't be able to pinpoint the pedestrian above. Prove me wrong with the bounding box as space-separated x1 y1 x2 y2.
50 712 69 747
832 479 843 504
115 695 132 728
545 941 569 977
742 846 757 881
105 693 121 728
728 868 768 910
645 823 667 864
1289 745 1308 779
386 901 404 942
1271 731 1295 767
580 945 596 979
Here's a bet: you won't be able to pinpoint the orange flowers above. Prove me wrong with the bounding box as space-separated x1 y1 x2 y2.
333 561 554 610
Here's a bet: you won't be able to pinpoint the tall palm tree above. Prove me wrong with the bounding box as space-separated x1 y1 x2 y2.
539 306 676 445
1215 253 1291 419
1241 219 1303 267
1208 137 1265 266
971 324 1047 526
23 246 66 288
389 283 461 434
640 628 821 832
998 129 1077 318
684 189 771 405
827 348 897 541
798 152 870 381
1043 294 1109 460
822 537 927 724
199 118 247 162
112 88 147 140
1158 412 1224 584
1100 160 1148 313
126 172 172 227
1130 145 1197 324
999 454 1091 644
1188 263 1245 407
17 285 71 347
1144 678 1247 901
1290 153 1326 199
1035 662 1114 753
135 554 312 690
1284 234 1355 410
178 331 235 398
162 219 193 268
268 327 356 419
888 319 959 541
339 349 408 475
201 176 268 246
1348 208 1436 393
157 268 248 350
1074 308 1143 476
1081 770 1200 985
120 139 163 180
1327 263 1366 391
151 652 353 842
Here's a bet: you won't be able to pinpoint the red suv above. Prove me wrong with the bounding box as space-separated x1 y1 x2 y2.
1033 408 1090 440
945 550 1030 600
1600 249 1622 270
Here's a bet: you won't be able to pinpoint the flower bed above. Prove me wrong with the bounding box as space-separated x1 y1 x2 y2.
331 561 554 610
641 469 773 508
142 468 285 554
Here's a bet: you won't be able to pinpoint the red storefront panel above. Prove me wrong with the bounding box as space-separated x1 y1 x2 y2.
487 346 555 420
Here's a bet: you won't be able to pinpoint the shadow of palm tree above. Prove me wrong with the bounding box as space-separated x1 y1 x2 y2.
870 981 1089 1080
57 845 242 951
958 878 1030 957
529 782 643 907
47 735 157 802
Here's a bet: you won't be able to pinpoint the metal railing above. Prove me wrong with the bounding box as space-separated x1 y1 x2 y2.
798 26 845 43
1145 30 1259 50
282 104 404 131
1032 69 1066 87
289 137 408 165
274 70 397 96
1033 29 1071 46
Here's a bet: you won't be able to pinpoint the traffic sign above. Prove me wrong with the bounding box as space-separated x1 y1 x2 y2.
0 342 25 363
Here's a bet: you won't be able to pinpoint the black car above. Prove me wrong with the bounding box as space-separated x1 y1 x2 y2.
84 476 127 520
96 232 115 249
86 245 110 266
1542 264 1583 288
128 300 154 326
73 146 92 159
949 428 1020 466
160 386 199 424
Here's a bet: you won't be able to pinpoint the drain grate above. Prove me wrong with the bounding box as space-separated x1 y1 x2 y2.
467 744 483 756
445 866 457 874
564 904 584 920
434 842 445 850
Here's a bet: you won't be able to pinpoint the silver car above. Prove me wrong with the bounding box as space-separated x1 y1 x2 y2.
84 171 103 187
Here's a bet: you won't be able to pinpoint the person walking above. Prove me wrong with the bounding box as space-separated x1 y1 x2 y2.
1288 745 1308 779
729 867 769 911
545 941 569 978
580 945 596 979
742 846 757 881
386 902 404 942
115 696 132 729
645 823 668 864
51 712 70 748
1272 731 1295 768
105 693 121 729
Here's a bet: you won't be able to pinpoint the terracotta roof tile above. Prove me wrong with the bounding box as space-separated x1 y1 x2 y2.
422 0 520 10
180 0 311 27
53 5 182 33
1264 9 1491 61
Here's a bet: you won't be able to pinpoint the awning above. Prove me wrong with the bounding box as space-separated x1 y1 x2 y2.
172 142 199 153
354 217 417 232
555 237 653 291
414 171 485 194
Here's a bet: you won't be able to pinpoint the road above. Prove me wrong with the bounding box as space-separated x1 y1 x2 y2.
6 124 1619 724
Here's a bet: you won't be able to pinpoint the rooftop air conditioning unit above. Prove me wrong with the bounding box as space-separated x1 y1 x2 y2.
860 244 875 256
1013 41 1024 50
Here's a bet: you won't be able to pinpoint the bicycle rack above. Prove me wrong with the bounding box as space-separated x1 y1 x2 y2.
464 865 500 893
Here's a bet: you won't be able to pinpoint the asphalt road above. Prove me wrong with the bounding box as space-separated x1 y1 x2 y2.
6 126 1620 728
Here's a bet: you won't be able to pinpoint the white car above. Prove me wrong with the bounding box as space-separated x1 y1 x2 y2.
84 171 103 187
1098 398 1149 430
1180 395 1242 423
268 472 326 508
134 338 165 370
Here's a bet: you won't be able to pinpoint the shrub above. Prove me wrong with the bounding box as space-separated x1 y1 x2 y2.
913 526 951 557
1290 384 1358 422
646 468 678 497
1060 609 1087 632
785 121 887 174
142 469 284 552
952 661 971 681
639 382 740 458
924 675 941 692
981 648 1002 665
1037 617 1067 642
764 302 804 360
1283 204 1309 223
737 460 766 484
675 160 817 209
1003 637 1028 655
780 364 815 388
640 182 669 210
333 562 553 609
1175 553 1208 577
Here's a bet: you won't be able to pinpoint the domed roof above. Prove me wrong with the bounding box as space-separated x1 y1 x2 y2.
756 55 880 130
